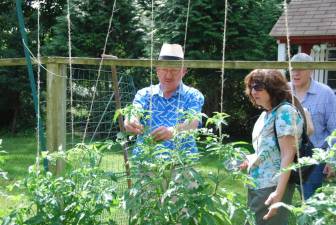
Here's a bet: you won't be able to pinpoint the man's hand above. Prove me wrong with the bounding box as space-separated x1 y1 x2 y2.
263 191 282 220
124 118 143 135
150 126 174 141
323 164 335 178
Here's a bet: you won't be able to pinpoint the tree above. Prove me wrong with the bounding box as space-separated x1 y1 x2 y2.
0 0 35 132
44 0 145 58
0 0 68 133
0 0 144 132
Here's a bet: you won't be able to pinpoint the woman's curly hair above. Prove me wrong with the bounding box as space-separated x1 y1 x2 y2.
244 69 292 108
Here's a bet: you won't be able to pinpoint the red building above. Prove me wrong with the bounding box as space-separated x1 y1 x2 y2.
270 0 336 90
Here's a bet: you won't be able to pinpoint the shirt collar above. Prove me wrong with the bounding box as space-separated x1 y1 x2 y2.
152 82 186 97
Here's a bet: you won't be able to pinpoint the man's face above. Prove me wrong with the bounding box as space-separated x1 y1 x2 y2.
156 67 186 94
291 69 312 88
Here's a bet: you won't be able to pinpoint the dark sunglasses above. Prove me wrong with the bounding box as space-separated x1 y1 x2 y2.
249 82 266 91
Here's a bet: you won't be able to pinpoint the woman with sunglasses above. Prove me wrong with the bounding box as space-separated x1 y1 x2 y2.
241 69 304 225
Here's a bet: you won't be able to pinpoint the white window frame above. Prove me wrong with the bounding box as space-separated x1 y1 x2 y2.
326 47 336 92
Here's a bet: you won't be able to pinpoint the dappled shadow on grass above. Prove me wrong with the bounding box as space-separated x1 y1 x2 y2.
1 132 37 188
0 132 36 218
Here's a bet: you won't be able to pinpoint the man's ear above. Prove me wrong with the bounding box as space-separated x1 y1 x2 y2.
181 68 188 77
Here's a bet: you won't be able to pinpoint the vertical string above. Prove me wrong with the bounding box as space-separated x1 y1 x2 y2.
181 0 191 70
218 0 229 140
67 0 74 145
220 0 228 115
283 0 305 203
36 0 41 172
213 0 229 195
172 0 192 166
177 0 191 115
149 0 154 130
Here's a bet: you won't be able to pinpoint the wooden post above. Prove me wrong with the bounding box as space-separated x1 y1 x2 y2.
320 44 327 84
277 42 287 75
277 42 286 62
105 54 132 189
46 63 66 176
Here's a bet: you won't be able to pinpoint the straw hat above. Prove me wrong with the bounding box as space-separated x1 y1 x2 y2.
158 43 184 60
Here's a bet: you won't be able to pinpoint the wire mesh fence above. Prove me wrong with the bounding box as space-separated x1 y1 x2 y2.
65 66 136 148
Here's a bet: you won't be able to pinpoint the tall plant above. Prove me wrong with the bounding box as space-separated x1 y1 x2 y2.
117 106 255 224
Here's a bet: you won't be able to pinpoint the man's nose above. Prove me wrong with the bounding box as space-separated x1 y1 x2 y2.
165 72 173 79
292 70 299 76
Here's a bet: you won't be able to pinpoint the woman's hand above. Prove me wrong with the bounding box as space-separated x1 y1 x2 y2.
239 160 249 170
263 191 282 220
323 164 335 178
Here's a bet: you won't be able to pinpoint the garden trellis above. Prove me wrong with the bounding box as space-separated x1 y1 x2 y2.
65 66 136 146
1 0 336 224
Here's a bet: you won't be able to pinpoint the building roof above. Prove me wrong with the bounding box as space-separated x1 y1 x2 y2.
270 0 336 37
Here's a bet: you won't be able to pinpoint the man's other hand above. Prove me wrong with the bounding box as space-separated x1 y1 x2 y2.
151 126 174 141
124 118 143 135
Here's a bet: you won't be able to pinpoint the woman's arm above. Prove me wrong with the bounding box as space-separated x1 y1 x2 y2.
263 135 297 220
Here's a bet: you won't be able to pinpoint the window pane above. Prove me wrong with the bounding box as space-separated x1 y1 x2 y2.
328 50 336 60
327 71 336 90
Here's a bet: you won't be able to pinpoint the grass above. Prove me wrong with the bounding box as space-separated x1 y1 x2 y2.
0 131 38 217
1 131 37 183
0 132 303 224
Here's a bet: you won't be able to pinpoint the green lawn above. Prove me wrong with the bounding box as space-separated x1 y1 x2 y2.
1 131 37 183
0 131 37 217
0 132 302 224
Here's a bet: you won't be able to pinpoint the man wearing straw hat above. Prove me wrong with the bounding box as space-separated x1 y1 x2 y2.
124 43 204 155
291 52 336 199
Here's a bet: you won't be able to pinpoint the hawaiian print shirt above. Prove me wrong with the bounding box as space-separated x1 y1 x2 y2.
250 103 303 190
132 82 204 155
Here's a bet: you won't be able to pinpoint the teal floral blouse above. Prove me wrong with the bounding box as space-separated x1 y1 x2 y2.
249 103 304 190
